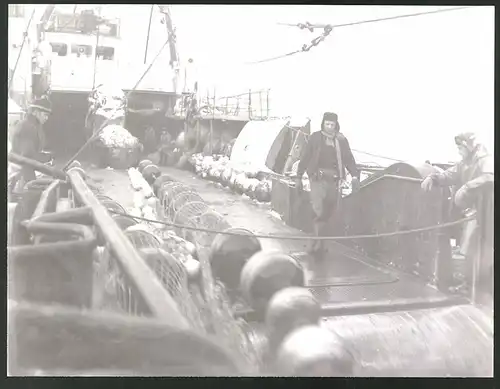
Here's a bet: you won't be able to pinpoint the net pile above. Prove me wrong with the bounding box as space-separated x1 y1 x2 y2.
155 178 261 372
124 227 162 250
89 83 127 121
91 194 208 334
170 191 205 219
94 168 261 372
186 210 232 247
172 201 210 240
98 125 140 149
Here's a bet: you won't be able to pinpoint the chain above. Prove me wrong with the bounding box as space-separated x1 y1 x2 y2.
297 22 315 32
258 6 472 65
300 25 333 52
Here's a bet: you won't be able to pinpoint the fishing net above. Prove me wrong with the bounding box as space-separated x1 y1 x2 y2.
92 183 260 373
93 246 139 315
173 201 210 223
172 201 210 240
139 247 208 334
194 247 262 373
94 227 208 334
124 228 163 250
159 182 192 210
151 182 262 370
186 210 232 247
168 191 204 221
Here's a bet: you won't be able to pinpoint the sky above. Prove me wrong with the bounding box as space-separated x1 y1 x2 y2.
13 5 496 164
117 5 494 164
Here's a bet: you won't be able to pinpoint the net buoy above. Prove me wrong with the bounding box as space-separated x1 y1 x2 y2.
138 160 153 173
275 325 354 377
142 164 161 185
153 174 174 197
265 287 321 353
240 251 305 313
209 228 261 291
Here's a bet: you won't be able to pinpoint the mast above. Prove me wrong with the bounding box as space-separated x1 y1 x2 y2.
92 24 101 90
158 5 179 93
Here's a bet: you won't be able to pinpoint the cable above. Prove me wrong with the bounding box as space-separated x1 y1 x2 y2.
351 149 404 163
9 8 37 92
286 6 473 31
283 124 405 163
245 50 302 65
107 209 473 241
251 6 472 65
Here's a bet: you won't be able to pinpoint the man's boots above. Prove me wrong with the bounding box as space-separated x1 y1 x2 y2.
310 219 326 259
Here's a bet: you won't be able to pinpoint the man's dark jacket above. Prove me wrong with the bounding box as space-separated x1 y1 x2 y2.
297 131 359 179
11 114 44 159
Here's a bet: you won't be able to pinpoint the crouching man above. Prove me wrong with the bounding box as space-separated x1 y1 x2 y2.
295 112 360 258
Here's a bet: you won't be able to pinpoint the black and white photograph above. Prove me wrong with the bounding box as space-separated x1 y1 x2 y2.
7 4 494 377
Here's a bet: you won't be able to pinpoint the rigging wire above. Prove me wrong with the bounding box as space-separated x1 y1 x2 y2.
248 6 473 65
279 6 473 31
144 4 155 64
283 124 405 163
8 8 37 92
350 149 404 163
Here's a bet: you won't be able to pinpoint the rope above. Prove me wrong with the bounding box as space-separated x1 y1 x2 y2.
250 6 473 65
282 124 405 164
107 209 473 241
351 149 404 163
61 36 172 170
288 6 473 31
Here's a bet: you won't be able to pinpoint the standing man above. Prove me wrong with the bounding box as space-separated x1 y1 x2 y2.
295 112 360 258
421 132 493 293
10 96 52 186
159 129 174 165
143 125 157 156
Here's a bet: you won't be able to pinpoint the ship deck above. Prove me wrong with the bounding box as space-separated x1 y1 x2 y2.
79 163 450 308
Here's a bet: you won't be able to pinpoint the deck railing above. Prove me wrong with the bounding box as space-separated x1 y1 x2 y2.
175 89 271 121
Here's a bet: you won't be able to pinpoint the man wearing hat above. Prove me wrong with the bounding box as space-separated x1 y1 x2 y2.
421 132 493 295
296 112 360 258
10 96 52 185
